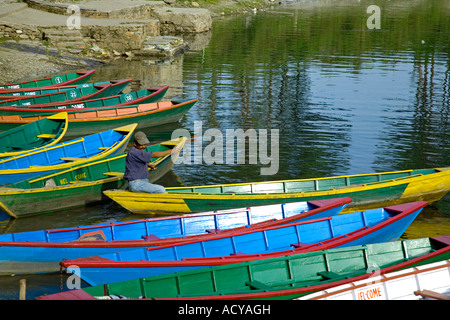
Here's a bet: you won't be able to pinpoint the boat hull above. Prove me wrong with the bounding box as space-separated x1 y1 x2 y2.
62 201 426 286
39 236 450 300
103 168 450 214
0 197 349 274
0 138 186 220
0 123 137 185
0 112 68 158
0 99 198 137
0 70 95 90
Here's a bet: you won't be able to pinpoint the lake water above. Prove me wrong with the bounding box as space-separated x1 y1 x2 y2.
0 0 449 299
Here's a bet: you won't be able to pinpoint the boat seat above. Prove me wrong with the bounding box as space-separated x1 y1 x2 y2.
414 290 450 300
36 134 56 139
317 271 342 280
245 280 271 290
103 172 123 177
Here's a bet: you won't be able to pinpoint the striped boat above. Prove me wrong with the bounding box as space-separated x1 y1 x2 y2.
38 235 450 300
61 201 426 286
0 197 349 274
0 137 186 221
103 168 450 215
0 112 68 158
0 123 137 185
0 69 95 90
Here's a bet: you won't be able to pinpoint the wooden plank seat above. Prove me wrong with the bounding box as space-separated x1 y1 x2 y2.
36 134 56 139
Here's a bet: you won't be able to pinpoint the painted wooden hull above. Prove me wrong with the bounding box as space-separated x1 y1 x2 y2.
0 79 124 98
0 79 132 112
297 259 450 300
0 197 349 274
0 138 186 221
0 69 95 90
0 123 137 185
33 86 168 110
61 201 427 286
38 236 450 300
0 112 68 158
0 99 198 137
103 167 450 215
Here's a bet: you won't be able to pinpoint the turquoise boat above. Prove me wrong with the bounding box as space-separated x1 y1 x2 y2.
0 112 68 158
0 69 95 90
0 86 168 111
0 79 132 112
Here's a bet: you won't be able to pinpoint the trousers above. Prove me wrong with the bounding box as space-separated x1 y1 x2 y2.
128 179 166 193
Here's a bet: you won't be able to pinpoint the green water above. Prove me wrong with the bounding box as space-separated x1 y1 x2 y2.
0 0 449 299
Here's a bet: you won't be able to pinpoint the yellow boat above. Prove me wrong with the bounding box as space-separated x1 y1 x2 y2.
103 167 450 214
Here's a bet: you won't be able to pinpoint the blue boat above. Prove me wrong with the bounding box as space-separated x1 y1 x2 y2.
62 201 427 286
0 198 351 274
0 123 137 185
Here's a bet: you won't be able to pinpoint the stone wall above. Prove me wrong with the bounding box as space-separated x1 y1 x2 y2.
81 22 160 52
0 23 41 41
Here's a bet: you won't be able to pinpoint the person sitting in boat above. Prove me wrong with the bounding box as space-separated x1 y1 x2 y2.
124 131 178 193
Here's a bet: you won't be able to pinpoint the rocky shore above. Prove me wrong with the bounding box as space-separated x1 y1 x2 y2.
0 0 273 84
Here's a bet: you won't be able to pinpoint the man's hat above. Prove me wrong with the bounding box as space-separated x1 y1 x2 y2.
134 131 150 145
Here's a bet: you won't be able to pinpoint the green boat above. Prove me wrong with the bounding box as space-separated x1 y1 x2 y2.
0 86 168 111
0 79 132 113
0 69 95 90
0 112 68 158
103 168 450 215
37 236 450 300
0 79 120 98
0 137 186 221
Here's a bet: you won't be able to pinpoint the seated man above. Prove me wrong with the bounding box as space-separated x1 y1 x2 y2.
124 131 179 193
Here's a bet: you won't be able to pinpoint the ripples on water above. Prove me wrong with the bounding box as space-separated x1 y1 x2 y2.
0 0 449 299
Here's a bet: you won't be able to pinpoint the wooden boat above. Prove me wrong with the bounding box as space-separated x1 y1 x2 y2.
0 197 350 274
0 86 169 110
38 235 450 300
103 167 450 215
60 201 427 286
0 79 132 111
0 123 137 185
0 137 186 222
297 259 450 300
0 99 199 137
0 112 68 158
0 69 95 90
0 79 128 99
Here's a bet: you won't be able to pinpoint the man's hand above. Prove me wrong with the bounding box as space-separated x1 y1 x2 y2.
148 164 157 171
